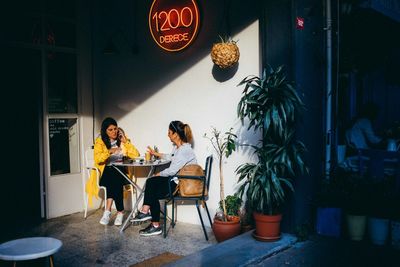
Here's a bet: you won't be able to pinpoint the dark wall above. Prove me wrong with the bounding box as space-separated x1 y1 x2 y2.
1 47 43 240
261 0 325 232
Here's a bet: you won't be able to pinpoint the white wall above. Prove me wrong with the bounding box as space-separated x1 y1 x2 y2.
100 21 260 226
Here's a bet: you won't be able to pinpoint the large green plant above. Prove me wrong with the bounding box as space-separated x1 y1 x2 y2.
236 65 307 215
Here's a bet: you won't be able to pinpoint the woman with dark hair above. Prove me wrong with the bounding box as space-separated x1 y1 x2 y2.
346 102 383 151
133 120 197 236
86 117 140 226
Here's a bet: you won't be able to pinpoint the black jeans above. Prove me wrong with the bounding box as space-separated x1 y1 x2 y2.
99 166 129 212
143 176 177 222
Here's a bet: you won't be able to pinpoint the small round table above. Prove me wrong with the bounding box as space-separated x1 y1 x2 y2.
0 237 62 267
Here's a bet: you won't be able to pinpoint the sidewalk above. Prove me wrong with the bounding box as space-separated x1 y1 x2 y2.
167 232 297 267
250 235 400 267
168 232 400 267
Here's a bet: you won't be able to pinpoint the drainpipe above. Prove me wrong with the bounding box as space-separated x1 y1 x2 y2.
325 0 333 179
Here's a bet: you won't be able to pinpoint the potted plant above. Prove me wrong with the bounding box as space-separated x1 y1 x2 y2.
221 194 242 219
314 167 347 238
204 127 241 242
367 177 393 245
211 36 240 69
239 199 254 233
341 171 370 241
235 65 307 241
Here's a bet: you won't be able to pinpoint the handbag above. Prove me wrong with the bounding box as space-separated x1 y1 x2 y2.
175 164 206 197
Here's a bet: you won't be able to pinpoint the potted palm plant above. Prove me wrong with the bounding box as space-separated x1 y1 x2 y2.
204 127 241 242
235 65 307 241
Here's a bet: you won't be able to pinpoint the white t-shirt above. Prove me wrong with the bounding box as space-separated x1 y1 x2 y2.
347 118 382 149
108 139 123 164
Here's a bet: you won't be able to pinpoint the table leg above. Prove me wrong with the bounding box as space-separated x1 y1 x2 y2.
113 164 158 233
119 187 146 233
49 255 54 267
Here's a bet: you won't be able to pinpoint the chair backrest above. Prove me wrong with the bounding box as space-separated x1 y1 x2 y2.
204 155 213 192
85 146 95 168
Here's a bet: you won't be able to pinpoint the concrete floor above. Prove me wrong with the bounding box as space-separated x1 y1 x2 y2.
0 209 217 267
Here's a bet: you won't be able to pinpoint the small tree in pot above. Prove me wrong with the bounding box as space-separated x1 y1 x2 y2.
204 127 241 242
236 65 307 241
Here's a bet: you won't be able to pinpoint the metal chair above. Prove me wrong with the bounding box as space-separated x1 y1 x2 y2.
83 146 135 218
83 147 106 218
163 155 213 240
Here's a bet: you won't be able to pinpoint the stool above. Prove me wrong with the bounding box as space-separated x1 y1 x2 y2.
0 237 62 267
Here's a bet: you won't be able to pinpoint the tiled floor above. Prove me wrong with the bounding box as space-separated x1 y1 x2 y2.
0 209 216 267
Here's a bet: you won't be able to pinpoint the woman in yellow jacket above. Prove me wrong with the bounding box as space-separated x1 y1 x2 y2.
86 117 139 226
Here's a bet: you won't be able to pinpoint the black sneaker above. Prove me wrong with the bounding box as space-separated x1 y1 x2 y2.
131 211 152 222
139 224 162 236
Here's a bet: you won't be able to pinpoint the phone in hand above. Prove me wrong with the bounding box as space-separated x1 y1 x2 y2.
118 128 124 140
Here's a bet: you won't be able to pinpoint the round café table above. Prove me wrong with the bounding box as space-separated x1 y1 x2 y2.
0 237 62 267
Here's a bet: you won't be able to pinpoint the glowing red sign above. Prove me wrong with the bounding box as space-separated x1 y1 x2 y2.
296 17 304 30
149 0 200 52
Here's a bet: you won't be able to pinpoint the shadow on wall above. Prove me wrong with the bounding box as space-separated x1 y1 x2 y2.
212 63 239 82
93 0 259 120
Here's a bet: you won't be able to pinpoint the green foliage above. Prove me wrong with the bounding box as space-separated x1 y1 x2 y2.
204 127 237 220
236 65 307 215
204 127 237 160
219 195 242 216
217 35 238 44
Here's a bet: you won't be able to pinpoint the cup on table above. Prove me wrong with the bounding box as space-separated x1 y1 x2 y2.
145 152 151 161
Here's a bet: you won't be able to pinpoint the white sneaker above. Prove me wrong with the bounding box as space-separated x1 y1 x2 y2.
99 210 111 225
114 212 124 226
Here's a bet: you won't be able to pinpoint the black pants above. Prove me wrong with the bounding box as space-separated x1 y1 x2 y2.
99 166 129 212
143 176 177 222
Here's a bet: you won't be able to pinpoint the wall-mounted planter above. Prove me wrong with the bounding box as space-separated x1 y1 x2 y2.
211 39 240 69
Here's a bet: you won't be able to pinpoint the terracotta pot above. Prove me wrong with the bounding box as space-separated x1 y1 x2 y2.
252 212 282 241
212 216 241 242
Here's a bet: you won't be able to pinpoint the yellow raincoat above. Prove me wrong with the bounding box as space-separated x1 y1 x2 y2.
85 136 140 207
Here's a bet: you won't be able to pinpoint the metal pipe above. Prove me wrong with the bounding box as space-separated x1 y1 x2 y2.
325 0 333 178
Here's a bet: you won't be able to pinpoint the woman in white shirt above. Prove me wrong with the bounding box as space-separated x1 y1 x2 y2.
133 120 197 236
347 102 382 150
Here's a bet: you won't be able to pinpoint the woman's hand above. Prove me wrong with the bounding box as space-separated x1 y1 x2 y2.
147 146 161 158
119 131 128 143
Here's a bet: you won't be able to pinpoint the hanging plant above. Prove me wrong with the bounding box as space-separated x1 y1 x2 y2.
211 36 240 69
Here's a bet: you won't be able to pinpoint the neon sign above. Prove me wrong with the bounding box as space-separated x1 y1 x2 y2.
149 0 200 52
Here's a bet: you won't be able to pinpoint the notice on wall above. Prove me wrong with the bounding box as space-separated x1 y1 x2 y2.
49 118 79 175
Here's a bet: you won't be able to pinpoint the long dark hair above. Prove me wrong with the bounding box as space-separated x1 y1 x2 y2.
101 117 120 149
169 120 193 144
